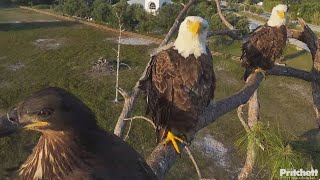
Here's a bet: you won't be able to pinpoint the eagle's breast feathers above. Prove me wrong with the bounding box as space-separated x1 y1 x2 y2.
140 47 215 140
241 24 287 70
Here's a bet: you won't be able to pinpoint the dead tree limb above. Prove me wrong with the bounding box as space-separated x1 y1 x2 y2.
214 0 233 29
237 104 250 133
267 65 312 82
238 90 259 180
214 0 242 40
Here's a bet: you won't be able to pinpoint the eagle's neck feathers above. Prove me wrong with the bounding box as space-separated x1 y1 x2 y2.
173 34 207 59
18 130 91 179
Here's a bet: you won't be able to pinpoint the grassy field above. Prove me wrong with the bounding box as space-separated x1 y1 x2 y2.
0 7 319 179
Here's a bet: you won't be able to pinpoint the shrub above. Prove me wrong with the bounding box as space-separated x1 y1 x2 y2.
91 0 113 23
256 7 263 15
156 3 182 33
249 5 257 13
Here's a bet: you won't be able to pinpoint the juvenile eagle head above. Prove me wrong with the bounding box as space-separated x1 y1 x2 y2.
1 87 98 134
174 16 209 59
267 4 287 27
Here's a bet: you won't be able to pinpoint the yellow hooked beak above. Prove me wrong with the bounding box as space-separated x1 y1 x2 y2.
23 121 49 130
277 10 285 19
188 20 201 36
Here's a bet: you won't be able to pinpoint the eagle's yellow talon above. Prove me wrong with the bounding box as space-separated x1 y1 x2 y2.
254 68 267 78
163 131 183 154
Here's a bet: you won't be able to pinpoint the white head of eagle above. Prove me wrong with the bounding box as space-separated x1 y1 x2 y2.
174 16 209 59
267 4 288 27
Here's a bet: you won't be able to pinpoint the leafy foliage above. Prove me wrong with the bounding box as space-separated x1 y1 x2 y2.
91 0 113 23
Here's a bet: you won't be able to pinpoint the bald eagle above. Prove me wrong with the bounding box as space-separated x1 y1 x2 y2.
140 16 215 153
0 87 156 180
241 4 288 81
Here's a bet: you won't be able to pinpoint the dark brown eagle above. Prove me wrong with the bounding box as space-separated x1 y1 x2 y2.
140 16 215 153
241 4 288 81
0 87 156 180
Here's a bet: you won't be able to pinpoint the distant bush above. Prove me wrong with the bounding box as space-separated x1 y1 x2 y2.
91 0 113 23
225 12 250 34
256 7 263 15
33 4 50 9
249 5 257 13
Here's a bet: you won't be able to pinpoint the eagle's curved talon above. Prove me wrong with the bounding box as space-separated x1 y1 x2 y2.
163 131 184 154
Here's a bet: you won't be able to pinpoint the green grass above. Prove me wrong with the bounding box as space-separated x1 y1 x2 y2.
0 7 57 21
0 7 319 180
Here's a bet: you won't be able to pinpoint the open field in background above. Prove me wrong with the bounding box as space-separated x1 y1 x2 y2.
0 7 319 179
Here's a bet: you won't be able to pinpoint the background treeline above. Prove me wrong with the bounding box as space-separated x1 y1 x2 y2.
4 0 249 35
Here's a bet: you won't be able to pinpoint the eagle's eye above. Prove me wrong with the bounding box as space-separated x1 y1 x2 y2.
37 108 53 118
186 19 192 24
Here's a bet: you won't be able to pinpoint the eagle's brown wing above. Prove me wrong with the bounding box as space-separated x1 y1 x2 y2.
241 24 287 80
140 47 215 142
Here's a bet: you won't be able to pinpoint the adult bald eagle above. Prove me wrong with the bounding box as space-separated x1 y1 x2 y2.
0 87 156 180
241 4 288 81
140 16 215 153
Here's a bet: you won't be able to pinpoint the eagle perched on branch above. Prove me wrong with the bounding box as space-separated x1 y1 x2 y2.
140 16 215 154
0 87 156 180
241 4 288 81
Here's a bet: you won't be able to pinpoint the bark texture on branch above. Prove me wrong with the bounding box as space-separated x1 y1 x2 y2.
238 91 259 180
267 65 312 82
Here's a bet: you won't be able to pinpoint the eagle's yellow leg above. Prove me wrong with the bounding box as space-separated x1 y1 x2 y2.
163 131 184 154
254 68 267 78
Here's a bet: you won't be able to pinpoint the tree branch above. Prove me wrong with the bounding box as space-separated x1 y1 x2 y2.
267 65 312 82
237 104 250 133
213 0 242 40
214 0 234 29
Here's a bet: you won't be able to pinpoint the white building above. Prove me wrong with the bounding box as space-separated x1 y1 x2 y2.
257 2 263 6
128 0 171 13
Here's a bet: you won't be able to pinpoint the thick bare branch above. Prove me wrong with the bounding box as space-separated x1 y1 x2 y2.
214 0 234 29
267 65 312 82
238 91 259 180
213 0 243 40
